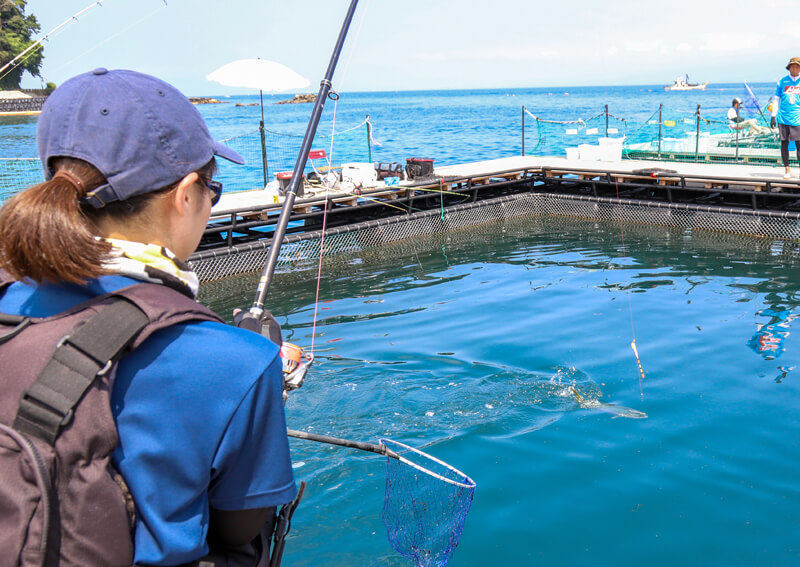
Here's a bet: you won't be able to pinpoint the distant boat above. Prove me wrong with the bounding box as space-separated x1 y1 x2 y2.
665 75 708 91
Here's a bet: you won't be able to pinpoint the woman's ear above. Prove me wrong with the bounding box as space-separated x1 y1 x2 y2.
169 172 200 216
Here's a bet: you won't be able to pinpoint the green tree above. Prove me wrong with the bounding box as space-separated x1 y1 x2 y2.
0 0 42 90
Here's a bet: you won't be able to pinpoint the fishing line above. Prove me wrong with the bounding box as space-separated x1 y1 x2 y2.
613 179 646 398
0 49 43 85
308 190 330 356
59 5 166 72
327 96 339 173
307 0 373 354
345 193 407 213
0 26 75 85
0 0 109 83
308 96 339 355
305 95 343 356
258 4 478 561
327 0 372 95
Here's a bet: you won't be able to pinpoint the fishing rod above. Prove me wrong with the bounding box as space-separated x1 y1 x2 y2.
744 82 771 127
0 1 109 82
241 0 359 324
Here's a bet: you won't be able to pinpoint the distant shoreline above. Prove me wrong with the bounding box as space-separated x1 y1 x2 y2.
186 82 776 98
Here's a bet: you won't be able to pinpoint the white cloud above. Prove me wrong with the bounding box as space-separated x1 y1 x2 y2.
779 21 800 39
415 45 561 63
701 32 763 52
622 40 664 53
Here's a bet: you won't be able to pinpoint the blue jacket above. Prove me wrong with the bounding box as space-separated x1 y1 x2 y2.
0 276 297 565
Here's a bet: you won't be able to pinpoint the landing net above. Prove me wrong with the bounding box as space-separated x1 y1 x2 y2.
381 439 476 567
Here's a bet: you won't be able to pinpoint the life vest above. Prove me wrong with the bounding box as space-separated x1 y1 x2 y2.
0 272 222 567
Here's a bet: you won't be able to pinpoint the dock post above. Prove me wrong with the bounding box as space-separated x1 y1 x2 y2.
259 120 268 187
366 114 372 163
657 104 663 158
604 104 609 137
259 89 269 187
695 104 701 162
521 105 525 156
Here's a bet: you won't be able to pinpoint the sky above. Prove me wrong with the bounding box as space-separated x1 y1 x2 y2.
15 0 800 96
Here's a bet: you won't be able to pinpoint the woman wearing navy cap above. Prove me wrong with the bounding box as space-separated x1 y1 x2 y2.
0 69 296 566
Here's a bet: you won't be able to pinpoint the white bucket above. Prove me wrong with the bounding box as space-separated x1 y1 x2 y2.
341 162 379 188
598 137 624 161
578 144 599 161
565 147 579 160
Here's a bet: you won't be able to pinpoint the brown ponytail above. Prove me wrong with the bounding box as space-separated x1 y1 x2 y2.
0 158 112 284
0 157 219 285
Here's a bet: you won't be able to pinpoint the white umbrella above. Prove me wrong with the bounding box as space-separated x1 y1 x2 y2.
206 59 311 185
206 59 310 93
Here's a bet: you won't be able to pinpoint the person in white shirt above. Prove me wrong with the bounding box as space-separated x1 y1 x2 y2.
727 98 769 136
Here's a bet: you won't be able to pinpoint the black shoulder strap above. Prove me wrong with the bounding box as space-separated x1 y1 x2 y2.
14 297 149 445
0 312 31 343
0 271 32 343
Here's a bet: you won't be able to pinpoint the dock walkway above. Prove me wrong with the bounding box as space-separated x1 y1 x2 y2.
213 156 800 216
434 156 800 190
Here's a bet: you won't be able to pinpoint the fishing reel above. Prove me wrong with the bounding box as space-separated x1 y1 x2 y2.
279 342 313 402
233 309 313 401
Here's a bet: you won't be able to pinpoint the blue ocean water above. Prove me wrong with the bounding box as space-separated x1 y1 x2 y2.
3 84 799 565
0 82 780 187
201 216 800 567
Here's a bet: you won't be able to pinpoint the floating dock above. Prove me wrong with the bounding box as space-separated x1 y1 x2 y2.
190 156 800 281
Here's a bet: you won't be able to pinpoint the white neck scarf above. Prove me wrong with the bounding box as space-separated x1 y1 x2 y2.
101 238 199 298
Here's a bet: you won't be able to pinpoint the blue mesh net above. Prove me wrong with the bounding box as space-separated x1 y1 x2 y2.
381 439 476 567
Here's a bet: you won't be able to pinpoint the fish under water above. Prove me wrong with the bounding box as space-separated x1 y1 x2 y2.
569 386 648 419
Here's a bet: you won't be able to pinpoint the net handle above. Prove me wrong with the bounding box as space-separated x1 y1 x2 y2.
287 428 400 459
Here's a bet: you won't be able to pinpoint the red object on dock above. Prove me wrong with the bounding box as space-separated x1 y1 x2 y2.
276 171 305 193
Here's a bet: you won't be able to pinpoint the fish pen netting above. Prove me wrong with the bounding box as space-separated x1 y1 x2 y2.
189 192 800 282
380 439 476 567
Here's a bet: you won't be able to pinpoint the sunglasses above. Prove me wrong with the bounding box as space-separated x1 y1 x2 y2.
203 178 222 206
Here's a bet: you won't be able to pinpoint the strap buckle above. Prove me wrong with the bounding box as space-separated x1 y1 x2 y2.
19 390 76 428
16 390 75 442
55 334 113 375
80 183 117 208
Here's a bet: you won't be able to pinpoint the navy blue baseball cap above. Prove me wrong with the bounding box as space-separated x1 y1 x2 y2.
37 68 244 208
